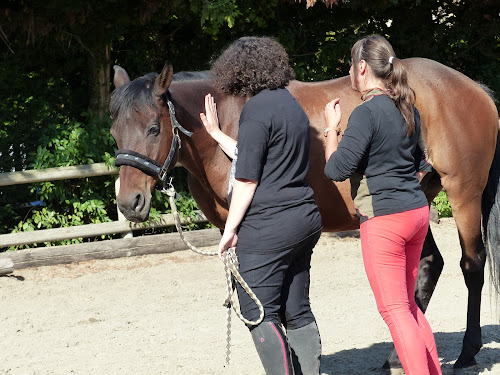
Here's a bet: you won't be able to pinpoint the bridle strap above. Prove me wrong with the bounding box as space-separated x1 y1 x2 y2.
115 149 162 177
159 131 180 181
114 90 192 182
165 91 193 138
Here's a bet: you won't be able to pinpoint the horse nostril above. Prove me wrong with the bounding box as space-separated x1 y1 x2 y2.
133 192 144 213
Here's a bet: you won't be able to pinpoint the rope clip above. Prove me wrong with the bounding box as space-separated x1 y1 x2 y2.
161 177 179 200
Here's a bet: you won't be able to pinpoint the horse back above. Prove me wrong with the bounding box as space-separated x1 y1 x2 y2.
287 58 498 231
404 58 498 186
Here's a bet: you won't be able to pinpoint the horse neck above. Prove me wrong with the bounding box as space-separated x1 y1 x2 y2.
169 81 235 200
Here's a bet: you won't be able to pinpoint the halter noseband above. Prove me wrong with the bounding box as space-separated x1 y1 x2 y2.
114 91 193 183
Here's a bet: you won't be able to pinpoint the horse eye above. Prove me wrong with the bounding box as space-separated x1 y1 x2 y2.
147 124 160 136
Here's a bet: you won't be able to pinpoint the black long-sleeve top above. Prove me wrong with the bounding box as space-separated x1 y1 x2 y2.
324 89 432 223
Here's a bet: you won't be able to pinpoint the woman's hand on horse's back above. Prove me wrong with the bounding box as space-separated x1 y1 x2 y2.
200 93 237 159
325 98 342 130
200 94 220 135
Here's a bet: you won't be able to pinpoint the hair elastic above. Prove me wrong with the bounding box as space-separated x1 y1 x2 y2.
389 56 395 64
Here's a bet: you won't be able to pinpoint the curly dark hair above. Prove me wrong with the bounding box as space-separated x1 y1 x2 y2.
210 36 295 96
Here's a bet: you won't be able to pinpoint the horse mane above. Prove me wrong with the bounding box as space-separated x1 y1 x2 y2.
110 72 159 124
476 81 497 103
110 70 210 123
172 70 209 81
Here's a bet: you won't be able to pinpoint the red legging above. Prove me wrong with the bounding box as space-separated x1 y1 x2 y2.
360 206 442 375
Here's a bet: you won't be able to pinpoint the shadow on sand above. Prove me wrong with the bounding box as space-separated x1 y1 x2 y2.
320 325 499 375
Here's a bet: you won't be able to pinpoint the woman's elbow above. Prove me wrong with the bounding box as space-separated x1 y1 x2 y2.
324 166 344 182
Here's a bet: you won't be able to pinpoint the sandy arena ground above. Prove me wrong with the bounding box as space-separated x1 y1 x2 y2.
0 218 499 375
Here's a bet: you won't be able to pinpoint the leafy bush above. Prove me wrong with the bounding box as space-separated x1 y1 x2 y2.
0 66 82 235
4 111 117 249
432 191 453 218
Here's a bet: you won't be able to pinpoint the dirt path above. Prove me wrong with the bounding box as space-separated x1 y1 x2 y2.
0 218 499 375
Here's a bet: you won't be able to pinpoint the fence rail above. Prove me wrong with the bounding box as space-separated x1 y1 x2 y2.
0 163 119 186
0 163 207 248
0 211 207 248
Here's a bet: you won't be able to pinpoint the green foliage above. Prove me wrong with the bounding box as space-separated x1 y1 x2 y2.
149 168 215 232
194 0 241 36
432 191 453 218
32 111 115 169
0 68 75 174
170 191 215 231
2 111 117 249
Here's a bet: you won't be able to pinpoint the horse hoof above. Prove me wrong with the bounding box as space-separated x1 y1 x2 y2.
453 364 479 375
380 368 404 375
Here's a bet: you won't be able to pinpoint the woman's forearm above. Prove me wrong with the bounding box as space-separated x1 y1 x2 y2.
224 178 257 232
324 98 342 162
324 131 339 162
210 129 237 159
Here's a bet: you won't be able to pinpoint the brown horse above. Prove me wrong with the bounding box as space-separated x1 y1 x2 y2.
110 58 499 374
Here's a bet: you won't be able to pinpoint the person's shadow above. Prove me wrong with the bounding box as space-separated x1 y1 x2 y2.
320 325 500 374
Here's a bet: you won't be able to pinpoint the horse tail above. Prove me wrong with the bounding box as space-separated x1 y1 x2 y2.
482 120 500 297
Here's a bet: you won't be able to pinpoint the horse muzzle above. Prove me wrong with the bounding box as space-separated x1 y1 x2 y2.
116 186 152 223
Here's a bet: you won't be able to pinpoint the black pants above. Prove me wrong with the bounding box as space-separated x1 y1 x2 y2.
236 229 322 330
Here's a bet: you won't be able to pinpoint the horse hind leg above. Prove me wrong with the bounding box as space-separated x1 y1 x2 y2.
444 181 486 373
453 129 500 374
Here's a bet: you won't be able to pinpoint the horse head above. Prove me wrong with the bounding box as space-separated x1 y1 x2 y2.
110 63 183 222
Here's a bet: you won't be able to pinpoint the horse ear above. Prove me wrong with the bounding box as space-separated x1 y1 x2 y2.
113 65 130 88
154 62 173 97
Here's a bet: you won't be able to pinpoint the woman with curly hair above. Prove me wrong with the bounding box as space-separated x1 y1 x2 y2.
323 35 440 375
200 36 323 375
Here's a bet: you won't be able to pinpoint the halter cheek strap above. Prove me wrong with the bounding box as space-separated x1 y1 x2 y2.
114 91 193 183
165 91 193 139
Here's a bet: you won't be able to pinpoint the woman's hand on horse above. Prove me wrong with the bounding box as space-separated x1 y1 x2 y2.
200 94 220 135
324 98 342 132
218 229 238 260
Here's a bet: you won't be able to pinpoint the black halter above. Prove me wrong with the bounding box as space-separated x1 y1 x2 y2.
114 91 193 183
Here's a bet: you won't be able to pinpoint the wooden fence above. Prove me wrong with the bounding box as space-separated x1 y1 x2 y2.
0 163 220 272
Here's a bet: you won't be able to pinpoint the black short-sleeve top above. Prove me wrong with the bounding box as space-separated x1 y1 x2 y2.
324 89 432 224
234 88 322 251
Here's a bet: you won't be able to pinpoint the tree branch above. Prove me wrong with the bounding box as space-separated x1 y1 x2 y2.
0 25 15 54
62 31 95 59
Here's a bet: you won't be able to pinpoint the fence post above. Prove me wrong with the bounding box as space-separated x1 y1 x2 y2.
115 177 133 239
0 258 14 276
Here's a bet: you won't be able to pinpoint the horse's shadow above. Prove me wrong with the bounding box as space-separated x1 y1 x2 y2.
320 325 499 374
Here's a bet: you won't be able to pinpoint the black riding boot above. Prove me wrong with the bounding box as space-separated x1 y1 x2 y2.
251 321 294 375
287 321 322 375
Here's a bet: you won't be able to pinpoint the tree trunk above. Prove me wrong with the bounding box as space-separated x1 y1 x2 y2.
89 44 111 119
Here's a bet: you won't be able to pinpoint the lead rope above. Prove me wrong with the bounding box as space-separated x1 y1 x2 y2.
162 182 264 366
163 182 218 257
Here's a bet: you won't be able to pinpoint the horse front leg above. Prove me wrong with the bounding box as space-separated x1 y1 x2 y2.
415 225 446 312
382 226 445 374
